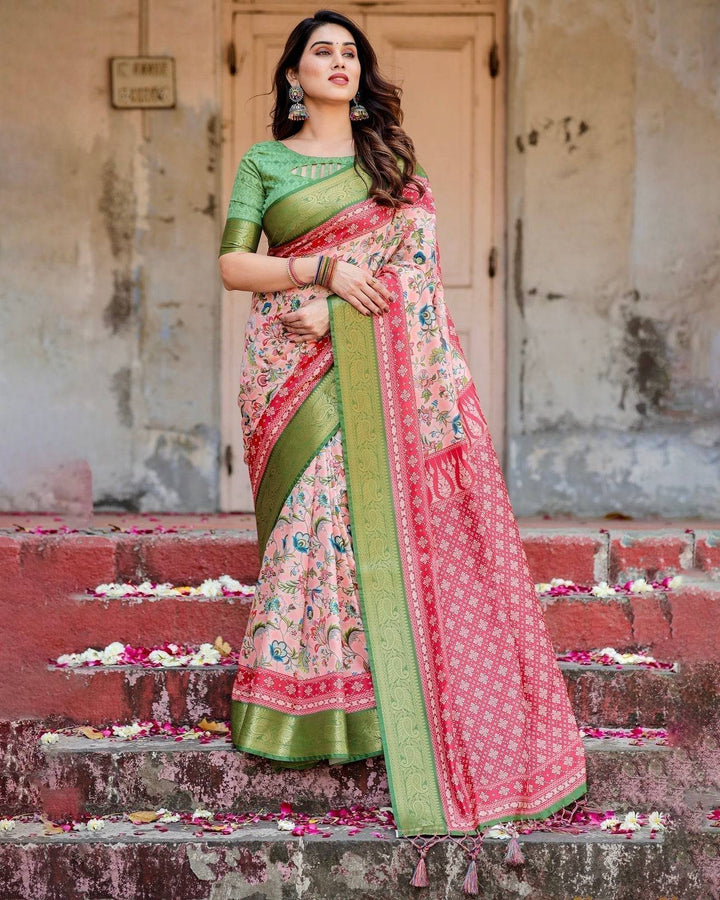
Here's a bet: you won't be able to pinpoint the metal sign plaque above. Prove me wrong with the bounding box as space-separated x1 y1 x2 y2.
110 57 176 109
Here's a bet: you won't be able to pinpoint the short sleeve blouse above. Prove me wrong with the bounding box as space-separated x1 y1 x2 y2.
219 147 266 256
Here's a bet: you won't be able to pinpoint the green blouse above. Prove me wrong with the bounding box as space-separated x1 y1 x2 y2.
219 140 368 255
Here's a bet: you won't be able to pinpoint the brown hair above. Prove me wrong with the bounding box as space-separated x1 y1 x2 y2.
270 9 426 209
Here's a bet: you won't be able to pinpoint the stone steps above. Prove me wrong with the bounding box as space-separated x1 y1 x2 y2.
40 661 680 728
1 523 719 897
2 526 718 724
1 818 718 900
35 731 672 820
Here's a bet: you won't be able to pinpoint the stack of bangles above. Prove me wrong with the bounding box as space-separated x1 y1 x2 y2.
286 254 337 289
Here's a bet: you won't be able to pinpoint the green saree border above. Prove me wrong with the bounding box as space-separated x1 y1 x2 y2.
264 164 372 247
327 295 447 836
230 699 383 765
255 369 339 561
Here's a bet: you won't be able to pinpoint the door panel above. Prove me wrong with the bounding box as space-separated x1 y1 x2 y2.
221 10 500 510
365 15 496 428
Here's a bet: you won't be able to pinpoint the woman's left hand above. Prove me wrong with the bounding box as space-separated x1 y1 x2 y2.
280 299 330 343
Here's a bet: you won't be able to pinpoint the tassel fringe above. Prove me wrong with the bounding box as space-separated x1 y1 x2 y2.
505 831 526 865
449 833 484 896
410 854 429 888
408 835 441 889
407 821 528 891
462 858 479 895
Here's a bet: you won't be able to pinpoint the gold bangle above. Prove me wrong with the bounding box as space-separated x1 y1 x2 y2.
325 256 337 289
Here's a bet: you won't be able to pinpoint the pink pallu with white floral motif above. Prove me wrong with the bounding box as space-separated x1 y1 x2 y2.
237 169 587 836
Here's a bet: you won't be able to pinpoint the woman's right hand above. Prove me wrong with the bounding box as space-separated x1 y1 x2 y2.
328 260 393 316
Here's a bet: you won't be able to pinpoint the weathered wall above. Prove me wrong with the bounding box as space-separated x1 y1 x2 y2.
506 0 720 516
1 0 718 516
0 0 221 512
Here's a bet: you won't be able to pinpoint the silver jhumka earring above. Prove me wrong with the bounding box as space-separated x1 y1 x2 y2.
349 92 370 121
287 84 309 120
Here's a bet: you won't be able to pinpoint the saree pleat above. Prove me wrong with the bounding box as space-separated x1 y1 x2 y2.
225 142 587 836
253 368 339 561
231 424 381 767
231 702 382 767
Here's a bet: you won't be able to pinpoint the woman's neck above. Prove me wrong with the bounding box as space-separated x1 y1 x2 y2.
287 105 354 153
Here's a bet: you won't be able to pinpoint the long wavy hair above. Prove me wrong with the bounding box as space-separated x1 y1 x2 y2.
270 9 426 209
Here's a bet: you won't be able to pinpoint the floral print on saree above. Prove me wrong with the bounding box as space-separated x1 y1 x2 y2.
225 149 587 835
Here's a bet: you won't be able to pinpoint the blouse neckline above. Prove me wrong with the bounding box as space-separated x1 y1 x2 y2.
275 140 355 161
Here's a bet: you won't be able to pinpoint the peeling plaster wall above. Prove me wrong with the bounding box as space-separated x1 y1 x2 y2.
507 0 720 516
2 1 718 517
0 0 220 512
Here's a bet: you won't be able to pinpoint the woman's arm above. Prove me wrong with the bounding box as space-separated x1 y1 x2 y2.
220 251 393 316
219 251 319 293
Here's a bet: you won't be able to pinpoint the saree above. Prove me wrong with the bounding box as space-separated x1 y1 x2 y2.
221 141 587 837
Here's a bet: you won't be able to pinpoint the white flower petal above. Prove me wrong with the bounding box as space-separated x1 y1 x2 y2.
629 578 653 594
621 811 641 830
485 823 512 839
56 653 80 667
158 812 181 823
218 575 243 591
648 811 666 830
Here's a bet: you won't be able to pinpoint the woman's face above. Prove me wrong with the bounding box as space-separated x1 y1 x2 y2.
287 23 361 105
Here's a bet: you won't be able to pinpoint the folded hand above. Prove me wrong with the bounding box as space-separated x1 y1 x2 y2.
329 260 393 316
280 299 330 343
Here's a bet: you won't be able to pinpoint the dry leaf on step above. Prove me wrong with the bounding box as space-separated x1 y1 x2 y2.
197 717 230 734
127 811 161 824
213 635 232 656
76 726 105 740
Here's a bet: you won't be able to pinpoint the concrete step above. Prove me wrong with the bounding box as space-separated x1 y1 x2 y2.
34 731 673 820
3 525 719 590
41 590 253 658
34 578 720 665
542 581 720 662
0 816 717 900
36 661 680 728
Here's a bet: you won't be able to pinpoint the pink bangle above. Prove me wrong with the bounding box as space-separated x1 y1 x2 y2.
286 256 306 288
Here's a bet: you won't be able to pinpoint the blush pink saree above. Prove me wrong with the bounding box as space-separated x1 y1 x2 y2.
224 149 587 838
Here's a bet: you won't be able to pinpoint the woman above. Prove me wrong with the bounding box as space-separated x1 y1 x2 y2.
219 9 587 843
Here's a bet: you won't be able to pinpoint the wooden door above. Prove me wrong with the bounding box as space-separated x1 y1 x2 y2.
221 8 503 511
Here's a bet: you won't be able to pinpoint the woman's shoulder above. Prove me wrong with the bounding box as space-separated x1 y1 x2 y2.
241 140 285 160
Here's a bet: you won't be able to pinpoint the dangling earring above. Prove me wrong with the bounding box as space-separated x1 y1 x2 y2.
288 83 309 121
349 92 370 121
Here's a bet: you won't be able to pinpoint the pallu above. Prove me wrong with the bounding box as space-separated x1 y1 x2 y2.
227 153 587 837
